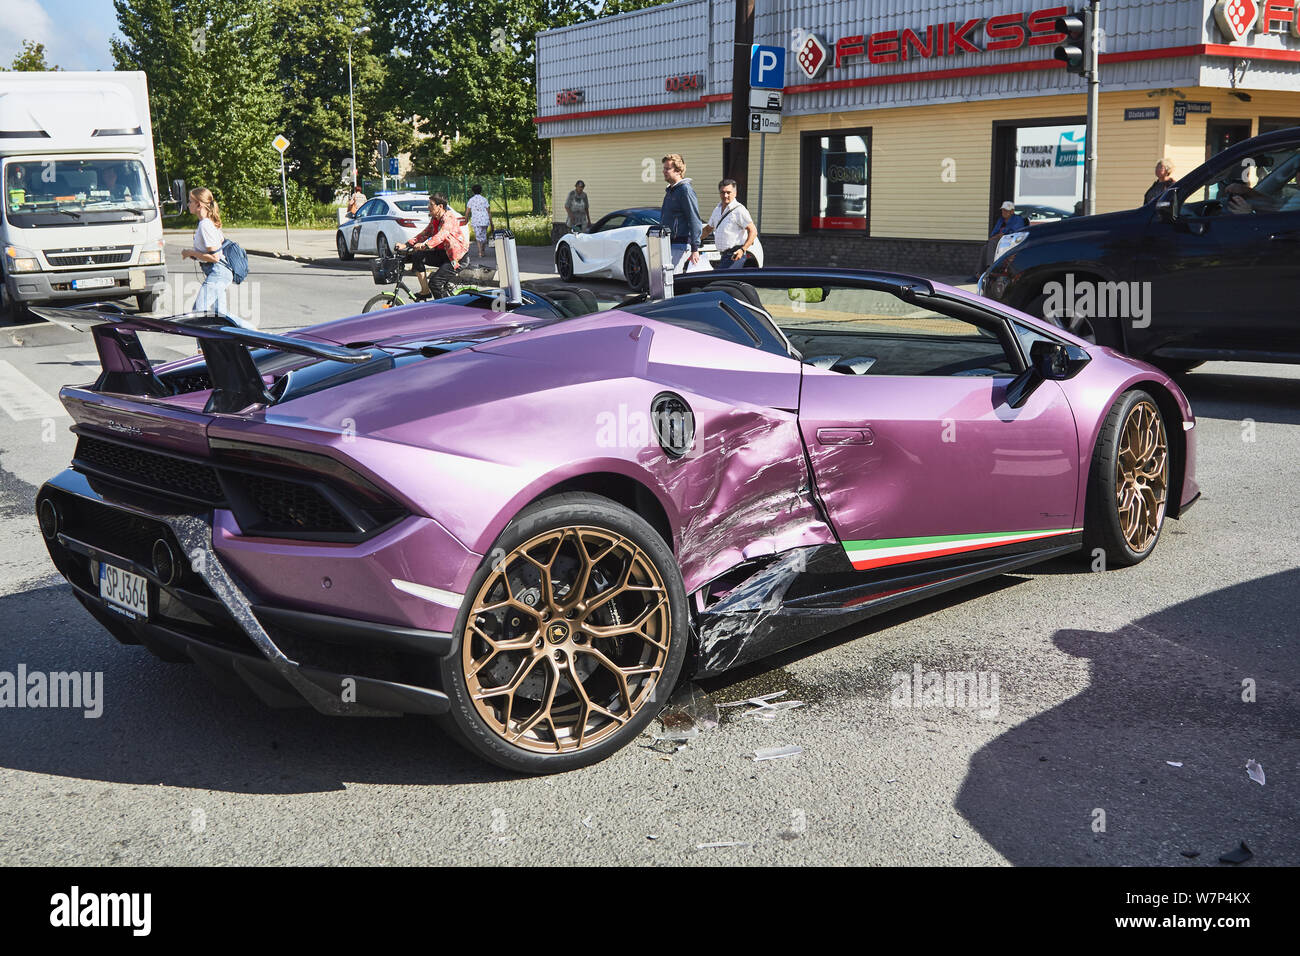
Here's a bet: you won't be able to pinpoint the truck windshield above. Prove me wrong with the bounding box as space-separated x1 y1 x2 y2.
4 158 157 226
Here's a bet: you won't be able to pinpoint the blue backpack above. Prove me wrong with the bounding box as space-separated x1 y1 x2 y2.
220 238 250 284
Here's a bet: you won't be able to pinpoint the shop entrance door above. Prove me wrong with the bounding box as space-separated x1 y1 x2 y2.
990 116 1086 229
1206 120 1252 162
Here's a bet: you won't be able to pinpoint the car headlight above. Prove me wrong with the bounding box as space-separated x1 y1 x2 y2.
137 240 165 266
994 230 1029 261
3 244 40 273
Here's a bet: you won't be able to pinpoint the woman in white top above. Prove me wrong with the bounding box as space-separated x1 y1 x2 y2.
181 186 244 323
466 183 492 257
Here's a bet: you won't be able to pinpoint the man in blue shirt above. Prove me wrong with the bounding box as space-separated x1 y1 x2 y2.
977 201 1030 279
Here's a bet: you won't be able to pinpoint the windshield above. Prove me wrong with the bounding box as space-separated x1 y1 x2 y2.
4 158 157 226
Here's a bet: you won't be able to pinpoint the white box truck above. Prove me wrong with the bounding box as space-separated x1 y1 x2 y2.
1 71 167 319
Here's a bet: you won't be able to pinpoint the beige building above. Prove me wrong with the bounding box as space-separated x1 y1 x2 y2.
536 0 1300 274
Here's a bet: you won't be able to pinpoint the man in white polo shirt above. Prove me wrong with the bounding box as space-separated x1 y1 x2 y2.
701 178 757 271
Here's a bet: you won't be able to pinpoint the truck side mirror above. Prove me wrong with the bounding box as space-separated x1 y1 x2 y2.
171 179 186 203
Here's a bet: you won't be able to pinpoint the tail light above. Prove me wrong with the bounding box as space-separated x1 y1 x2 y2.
396 218 417 228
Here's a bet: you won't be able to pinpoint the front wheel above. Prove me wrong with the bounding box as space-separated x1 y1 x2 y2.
624 245 648 293
336 232 354 261
362 285 412 312
1084 389 1170 567
135 291 161 313
437 492 688 774
1024 288 1119 348
556 243 574 281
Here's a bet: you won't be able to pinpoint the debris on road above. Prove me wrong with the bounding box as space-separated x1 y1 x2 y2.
1166 761 1183 767
696 841 749 849
751 744 803 762
1246 759 1265 785
1180 851 1200 859
720 690 787 708
1218 842 1253 865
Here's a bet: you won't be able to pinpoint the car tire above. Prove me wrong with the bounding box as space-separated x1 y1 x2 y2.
437 492 688 774
1025 287 1120 349
375 233 392 261
624 245 648 293
135 291 160 313
556 243 574 281
1084 389 1170 567
743 254 759 268
336 232 354 261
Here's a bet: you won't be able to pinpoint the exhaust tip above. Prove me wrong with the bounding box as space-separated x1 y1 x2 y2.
37 498 60 541
152 538 178 586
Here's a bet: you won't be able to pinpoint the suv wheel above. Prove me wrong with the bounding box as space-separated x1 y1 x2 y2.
1025 288 1119 348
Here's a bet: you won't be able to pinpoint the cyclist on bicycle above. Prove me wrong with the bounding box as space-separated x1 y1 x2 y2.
395 193 469 300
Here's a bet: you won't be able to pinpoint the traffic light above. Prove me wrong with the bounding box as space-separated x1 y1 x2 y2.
1054 11 1090 76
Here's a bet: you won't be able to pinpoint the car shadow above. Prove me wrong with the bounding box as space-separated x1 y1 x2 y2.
1176 365 1300 427
0 582 514 791
953 568 1300 865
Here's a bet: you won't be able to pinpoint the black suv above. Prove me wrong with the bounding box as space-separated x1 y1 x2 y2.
981 127 1300 373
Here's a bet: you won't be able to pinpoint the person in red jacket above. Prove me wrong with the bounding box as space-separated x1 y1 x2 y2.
396 193 469 299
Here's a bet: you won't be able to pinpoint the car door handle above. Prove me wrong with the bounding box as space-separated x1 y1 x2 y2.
817 427 874 445
1269 230 1300 242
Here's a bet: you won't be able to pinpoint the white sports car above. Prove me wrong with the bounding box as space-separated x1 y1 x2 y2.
336 191 471 261
555 207 765 291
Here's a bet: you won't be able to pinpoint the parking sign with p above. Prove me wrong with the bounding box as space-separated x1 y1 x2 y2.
750 44 785 90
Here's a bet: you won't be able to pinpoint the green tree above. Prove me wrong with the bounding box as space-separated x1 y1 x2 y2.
112 0 280 218
371 0 670 213
268 0 415 201
6 39 61 71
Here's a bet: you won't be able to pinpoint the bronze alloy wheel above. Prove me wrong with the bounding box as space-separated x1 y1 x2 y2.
1115 398 1168 553
461 526 672 754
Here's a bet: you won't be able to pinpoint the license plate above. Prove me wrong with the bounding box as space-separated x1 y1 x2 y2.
99 563 149 619
72 276 115 290
129 269 145 290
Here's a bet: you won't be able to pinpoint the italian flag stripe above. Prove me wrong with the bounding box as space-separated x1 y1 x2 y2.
843 528 1083 571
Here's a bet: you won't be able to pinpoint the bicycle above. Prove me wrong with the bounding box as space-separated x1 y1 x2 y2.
362 251 464 312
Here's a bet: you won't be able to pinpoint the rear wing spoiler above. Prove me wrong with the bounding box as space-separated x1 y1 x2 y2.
31 305 370 414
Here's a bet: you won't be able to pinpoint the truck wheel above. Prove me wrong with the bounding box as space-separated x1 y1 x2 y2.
0 284 26 324
1025 288 1120 350
136 291 161 313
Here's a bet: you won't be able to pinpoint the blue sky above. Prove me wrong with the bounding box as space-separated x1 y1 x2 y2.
1 0 120 71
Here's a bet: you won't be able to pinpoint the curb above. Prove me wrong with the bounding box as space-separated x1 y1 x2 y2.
245 247 318 265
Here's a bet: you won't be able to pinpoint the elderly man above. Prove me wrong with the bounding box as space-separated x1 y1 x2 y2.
1144 158 1176 204
700 179 757 270
976 201 1029 278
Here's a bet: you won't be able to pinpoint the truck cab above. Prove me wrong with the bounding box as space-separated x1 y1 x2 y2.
1 73 167 320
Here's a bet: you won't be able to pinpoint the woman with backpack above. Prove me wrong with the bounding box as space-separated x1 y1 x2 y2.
182 187 251 327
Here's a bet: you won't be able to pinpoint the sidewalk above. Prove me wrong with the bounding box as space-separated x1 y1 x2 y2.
163 228 559 281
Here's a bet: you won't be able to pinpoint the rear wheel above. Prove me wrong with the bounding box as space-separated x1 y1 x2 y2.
1084 389 1170 567
438 492 688 773
556 243 574 281
624 245 648 293
375 233 392 261
336 232 354 261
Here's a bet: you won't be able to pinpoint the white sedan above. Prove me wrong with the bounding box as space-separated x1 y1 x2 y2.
554 207 764 291
336 192 470 261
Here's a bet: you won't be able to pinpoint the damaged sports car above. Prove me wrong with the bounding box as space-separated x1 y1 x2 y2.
34 269 1198 772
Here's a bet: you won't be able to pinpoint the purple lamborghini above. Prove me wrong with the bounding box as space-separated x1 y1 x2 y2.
34 270 1198 772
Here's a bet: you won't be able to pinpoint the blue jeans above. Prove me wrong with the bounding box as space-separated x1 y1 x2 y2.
712 250 744 270
194 260 251 328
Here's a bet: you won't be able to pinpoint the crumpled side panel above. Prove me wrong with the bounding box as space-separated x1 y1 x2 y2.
641 402 835 597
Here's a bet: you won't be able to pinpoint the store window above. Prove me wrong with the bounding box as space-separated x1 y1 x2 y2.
800 129 870 233
991 117 1086 227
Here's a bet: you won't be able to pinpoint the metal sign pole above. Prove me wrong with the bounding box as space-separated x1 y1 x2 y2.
280 154 290 251
757 131 766 233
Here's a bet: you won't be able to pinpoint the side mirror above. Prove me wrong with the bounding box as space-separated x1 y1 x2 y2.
1156 186 1180 222
1006 340 1091 409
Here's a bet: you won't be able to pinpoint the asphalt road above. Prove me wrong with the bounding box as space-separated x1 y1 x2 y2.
0 246 1296 865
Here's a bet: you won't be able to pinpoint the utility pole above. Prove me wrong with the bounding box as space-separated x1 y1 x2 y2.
1084 0 1099 216
1055 3 1100 215
724 0 755 203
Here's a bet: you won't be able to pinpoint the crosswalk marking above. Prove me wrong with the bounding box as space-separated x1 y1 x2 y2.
0 359 70 421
